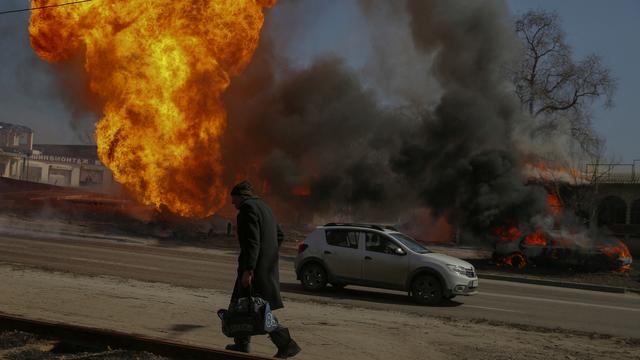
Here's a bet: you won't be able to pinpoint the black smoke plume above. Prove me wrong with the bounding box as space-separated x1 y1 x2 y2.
222 0 549 234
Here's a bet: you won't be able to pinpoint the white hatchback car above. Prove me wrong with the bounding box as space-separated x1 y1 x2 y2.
294 223 478 305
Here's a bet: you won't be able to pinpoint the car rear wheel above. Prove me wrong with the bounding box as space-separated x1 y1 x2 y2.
411 274 443 305
300 263 327 291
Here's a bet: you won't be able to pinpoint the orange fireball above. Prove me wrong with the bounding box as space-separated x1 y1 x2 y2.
29 0 276 217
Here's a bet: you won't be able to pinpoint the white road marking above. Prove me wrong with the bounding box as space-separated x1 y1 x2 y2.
481 291 640 312
68 257 161 271
465 305 521 313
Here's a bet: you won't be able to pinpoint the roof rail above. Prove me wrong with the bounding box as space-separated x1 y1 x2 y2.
324 223 387 231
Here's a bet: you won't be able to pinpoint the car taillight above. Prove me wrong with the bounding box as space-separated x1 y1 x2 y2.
297 243 308 254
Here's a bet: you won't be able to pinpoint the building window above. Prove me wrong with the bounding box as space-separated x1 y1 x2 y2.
19 134 29 146
80 169 104 186
27 166 43 183
49 168 72 186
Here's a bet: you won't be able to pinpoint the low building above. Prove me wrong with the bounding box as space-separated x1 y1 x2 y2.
0 122 33 153
0 122 33 180
0 122 115 192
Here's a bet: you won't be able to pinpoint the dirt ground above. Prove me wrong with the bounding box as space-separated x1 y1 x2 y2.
0 330 167 360
1 265 638 360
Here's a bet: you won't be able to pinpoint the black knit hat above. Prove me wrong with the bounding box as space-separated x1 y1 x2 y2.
230 180 254 196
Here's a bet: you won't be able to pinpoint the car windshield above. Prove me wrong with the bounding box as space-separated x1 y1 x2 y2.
389 233 431 254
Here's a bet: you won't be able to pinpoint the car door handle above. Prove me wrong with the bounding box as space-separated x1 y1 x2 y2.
364 256 372 260
324 251 332 255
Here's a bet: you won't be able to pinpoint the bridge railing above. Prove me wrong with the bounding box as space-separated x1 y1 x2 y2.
584 163 640 184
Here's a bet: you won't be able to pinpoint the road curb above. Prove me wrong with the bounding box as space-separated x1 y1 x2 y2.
0 312 269 360
478 273 639 294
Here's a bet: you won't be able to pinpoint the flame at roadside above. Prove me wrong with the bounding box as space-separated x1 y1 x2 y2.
598 239 633 273
493 224 522 242
492 191 633 273
524 161 585 184
29 0 276 217
523 230 548 246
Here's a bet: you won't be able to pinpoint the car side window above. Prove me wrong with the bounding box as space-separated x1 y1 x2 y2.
325 230 359 249
365 232 403 255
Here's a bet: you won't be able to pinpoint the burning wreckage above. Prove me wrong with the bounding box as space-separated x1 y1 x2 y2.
493 227 633 272
491 188 633 273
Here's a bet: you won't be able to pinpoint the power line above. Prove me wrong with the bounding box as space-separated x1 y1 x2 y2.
0 0 93 15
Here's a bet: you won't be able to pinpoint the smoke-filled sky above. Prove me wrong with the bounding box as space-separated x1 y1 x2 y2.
0 0 638 162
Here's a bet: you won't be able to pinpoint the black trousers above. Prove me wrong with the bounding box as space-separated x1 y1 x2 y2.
230 274 293 348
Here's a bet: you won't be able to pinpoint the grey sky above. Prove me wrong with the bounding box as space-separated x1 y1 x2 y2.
0 0 638 161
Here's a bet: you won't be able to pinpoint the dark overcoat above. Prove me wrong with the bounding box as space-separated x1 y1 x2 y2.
231 197 284 310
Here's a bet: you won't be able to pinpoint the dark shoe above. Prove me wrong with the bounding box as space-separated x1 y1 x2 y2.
270 327 301 358
273 340 301 358
225 343 250 353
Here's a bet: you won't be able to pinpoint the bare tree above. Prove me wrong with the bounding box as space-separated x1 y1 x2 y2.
511 10 617 157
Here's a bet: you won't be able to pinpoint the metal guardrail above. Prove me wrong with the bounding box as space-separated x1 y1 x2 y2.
0 312 269 360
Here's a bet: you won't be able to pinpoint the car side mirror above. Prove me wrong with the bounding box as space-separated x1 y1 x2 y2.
395 248 406 256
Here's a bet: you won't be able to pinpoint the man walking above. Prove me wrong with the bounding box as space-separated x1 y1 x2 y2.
226 180 301 358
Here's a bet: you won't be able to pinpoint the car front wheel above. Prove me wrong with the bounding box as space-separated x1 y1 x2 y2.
300 263 327 291
411 274 443 305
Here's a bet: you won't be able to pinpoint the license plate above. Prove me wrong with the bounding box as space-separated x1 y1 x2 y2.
470 280 478 288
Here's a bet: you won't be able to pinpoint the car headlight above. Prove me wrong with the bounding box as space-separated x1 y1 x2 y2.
446 264 467 276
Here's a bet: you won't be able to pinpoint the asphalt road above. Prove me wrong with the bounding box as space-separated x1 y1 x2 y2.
1 234 639 338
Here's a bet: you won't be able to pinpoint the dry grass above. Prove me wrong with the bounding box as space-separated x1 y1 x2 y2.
0 331 170 360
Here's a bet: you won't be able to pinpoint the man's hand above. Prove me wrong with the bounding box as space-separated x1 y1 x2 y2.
241 269 254 288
